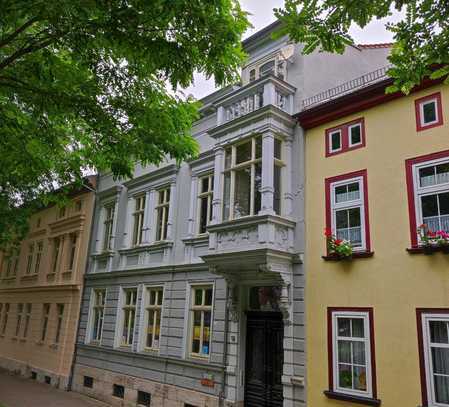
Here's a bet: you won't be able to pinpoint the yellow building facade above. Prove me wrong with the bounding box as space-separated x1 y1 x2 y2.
0 178 96 389
300 80 449 407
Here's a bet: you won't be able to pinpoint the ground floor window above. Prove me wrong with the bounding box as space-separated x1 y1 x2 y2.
418 310 449 406
189 285 213 358
328 308 376 400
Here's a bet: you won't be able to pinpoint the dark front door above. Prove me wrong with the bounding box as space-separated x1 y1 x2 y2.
245 312 284 407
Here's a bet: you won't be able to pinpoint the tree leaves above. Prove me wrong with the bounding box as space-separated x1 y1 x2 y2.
0 0 249 248
276 0 449 93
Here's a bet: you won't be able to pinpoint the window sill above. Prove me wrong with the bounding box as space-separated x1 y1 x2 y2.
324 390 381 406
11 336 18 341
407 246 449 255
322 251 374 261
21 274 38 281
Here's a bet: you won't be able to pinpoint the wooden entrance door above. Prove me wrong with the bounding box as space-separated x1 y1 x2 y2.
245 312 284 407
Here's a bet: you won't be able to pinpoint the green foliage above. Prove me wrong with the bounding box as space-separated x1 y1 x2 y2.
275 0 449 94
0 0 249 248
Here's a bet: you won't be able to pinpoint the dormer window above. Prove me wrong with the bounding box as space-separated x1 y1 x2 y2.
245 54 287 84
259 60 275 77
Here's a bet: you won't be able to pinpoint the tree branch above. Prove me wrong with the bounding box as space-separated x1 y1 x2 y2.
0 17 40 49
0 35 59 71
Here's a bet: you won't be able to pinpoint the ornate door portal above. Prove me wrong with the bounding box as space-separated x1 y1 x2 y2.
245 311 284 407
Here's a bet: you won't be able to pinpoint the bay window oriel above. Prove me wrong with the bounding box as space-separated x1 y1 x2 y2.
222 134 284 221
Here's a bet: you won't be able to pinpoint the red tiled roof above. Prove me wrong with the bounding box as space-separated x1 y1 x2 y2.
357 43 393 49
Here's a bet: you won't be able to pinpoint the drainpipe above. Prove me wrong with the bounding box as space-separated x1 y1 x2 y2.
68 176 98 391
219 282 230 406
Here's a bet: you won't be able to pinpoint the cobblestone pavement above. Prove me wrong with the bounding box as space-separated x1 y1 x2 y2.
0 371 108 407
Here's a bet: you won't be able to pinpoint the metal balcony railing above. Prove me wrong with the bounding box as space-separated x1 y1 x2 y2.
302 65 393 110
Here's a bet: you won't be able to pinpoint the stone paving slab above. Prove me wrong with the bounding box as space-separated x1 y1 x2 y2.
0 371 109 407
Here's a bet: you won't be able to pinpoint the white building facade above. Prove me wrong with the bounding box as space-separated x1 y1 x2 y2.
72 22 390 407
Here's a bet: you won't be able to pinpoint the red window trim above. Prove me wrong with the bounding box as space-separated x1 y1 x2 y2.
325 169 371 254
327 307 378 399
415 92 444 132
325 117 366 157
416 308 449 407
405 149 449 248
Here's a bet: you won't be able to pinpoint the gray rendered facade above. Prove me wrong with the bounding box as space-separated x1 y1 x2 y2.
72 23 389 407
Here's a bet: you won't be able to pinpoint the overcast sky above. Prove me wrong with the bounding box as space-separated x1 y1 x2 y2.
183 1 403 99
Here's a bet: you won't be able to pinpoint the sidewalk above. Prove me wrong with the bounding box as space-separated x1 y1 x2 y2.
0 371 108 407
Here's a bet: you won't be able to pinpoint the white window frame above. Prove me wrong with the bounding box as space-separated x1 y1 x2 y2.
329 129 343 153
331 310 373 398
420 98 439 127
155 188 170 241
116 287 138 348
197 174 214 235
102 204 115 251
187 284 214 360
421 313 449 407
348 123 363 148
222 136 262 221
87 288 107 345
413 157 449 242
132 194 146 246
330 176 366 251
139 285 164 352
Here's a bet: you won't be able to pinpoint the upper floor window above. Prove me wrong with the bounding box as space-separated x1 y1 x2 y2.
415 92 443 132
326 170 370 252
26 243 34 274
189 285 213 358
5 255 19 278
58 206 66 219
418 310 449 406
328 309 376 400
325 118 365 157
143 287 164 351
35 241 43 274
52 237 61 273
247 55 286 83
90 289 106 344
68 234 77 271
198 175 214 234
223 136 262 220
132 195 146 246
103 204 115 251
406 152 449 247
155 188 170 241
120 288 137 347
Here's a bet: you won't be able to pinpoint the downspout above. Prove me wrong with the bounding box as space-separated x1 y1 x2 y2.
219 282 230 406
68 176 98 391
